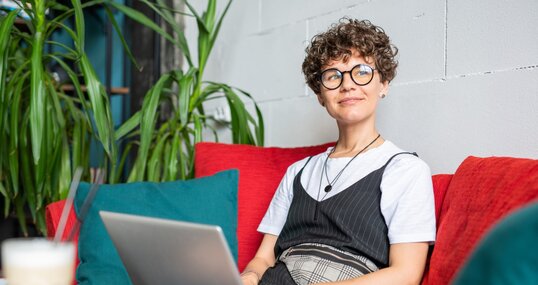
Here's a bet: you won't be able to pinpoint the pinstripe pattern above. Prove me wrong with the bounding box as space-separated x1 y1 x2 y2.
274 152 416 268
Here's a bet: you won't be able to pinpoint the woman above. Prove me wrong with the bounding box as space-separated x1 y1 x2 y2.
241 18 435 285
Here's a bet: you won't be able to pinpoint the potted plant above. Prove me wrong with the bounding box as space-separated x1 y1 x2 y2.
0 0 264 235
110 0 264 181
0 0 120 235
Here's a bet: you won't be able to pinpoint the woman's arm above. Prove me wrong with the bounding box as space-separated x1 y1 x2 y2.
241 234 278 285
315 242 429 285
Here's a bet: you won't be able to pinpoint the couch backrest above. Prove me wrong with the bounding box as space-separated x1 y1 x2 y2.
194 142 335 271
424 156 538 285
46 142 454 280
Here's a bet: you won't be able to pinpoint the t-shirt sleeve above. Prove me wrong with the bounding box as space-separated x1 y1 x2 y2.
380 155 436 244
257 160 303 235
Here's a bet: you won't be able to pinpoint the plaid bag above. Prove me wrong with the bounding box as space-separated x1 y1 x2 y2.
279 243 378 285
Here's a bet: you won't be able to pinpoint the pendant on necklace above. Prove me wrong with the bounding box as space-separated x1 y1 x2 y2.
324 185 332 193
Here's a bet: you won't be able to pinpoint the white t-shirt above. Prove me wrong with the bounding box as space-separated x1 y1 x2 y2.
258 140 436 244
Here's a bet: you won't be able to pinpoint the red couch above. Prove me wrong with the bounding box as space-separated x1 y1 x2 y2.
46 142 538 284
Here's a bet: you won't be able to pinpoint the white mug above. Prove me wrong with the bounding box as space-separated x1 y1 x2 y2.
1 238 75 285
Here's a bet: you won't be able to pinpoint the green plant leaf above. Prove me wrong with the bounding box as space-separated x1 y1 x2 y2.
15 198 28 236
0 184 8 216
235 87 264 145
178 67 196 126
161 141 172 180
8 79 25 199
183 1 209 33
204 0 217 31
71 115 84 180
115 111 141 141
71 0 85 51
192 113 203 144
105 0 191 66
103 5 140 71
72 0 116 164
47 78 66 129
140 0 193 67
79 54 115 158
147 133 170 181
115 142 133 182
208 0 232 64
167 130 181 180
190 82 221 111
48 54 91 112
45 39 77 55
35 206 47 235
29 17 46 165
58 131 71 200
222 85 249 143
180 129 195 179
19 112 37 229
0 11 18 105
132 73 172 181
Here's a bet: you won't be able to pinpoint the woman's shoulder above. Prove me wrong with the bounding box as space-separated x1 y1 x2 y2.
380 141 431 174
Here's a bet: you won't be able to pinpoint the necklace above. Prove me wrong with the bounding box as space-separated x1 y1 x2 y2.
316 134 381 202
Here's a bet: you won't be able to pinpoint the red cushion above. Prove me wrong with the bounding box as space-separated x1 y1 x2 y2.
46 200 79 243
194 142 334 271
426 156 538 285
431 174 453 229
45 200 79 285
421 174 453 285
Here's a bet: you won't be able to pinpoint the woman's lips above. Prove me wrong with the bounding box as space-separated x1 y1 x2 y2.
338 97 364 104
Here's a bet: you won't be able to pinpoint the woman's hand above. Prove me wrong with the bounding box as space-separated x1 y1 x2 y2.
241 271 260 285
240 234 278 285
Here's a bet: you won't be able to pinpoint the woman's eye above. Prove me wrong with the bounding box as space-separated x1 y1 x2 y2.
323 72 340 81
356 70 370 76
328 74 340 80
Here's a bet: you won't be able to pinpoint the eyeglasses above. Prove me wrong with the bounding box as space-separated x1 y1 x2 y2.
319 64 376 90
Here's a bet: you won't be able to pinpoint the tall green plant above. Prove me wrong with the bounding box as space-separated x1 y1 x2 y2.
0 0 118 234
0 0 264 234
109 0 264 181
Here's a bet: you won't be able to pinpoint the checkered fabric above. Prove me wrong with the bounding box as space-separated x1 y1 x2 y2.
279 243 378 284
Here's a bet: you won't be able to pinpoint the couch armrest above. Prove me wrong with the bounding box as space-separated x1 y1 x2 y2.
422 174 453 285
431 174 453 228
45 200 79 285
45 200 79 242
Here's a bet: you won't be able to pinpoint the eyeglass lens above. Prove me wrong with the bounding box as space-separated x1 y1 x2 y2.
320 64 374 90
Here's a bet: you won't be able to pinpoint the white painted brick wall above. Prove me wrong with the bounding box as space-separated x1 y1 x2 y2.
188 0 538 174
447 0 538 76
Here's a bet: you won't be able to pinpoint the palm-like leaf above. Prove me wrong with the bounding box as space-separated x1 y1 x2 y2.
1 0 266 234
115 0 264 181
0 0 120 235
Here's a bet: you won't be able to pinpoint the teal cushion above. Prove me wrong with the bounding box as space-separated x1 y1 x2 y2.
74 169 238 285
452 202 538 285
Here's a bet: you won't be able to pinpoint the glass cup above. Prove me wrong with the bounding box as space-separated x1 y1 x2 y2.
1 238 75 285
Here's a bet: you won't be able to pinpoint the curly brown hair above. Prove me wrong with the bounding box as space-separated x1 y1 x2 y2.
302 18 398 94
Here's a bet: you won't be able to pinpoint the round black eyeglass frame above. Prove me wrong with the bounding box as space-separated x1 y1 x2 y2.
319 64 376 90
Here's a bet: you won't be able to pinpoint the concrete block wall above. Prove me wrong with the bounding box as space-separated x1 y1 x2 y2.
185 0 538 174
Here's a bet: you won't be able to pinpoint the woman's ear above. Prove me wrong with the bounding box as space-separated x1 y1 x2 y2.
380 81 389 98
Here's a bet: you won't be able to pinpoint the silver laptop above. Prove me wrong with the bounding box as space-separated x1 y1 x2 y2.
99 211 242 285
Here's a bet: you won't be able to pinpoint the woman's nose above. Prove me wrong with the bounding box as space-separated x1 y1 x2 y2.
340 71 356 90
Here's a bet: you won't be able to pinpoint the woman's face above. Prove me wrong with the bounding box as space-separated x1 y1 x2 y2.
317 49 388 126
